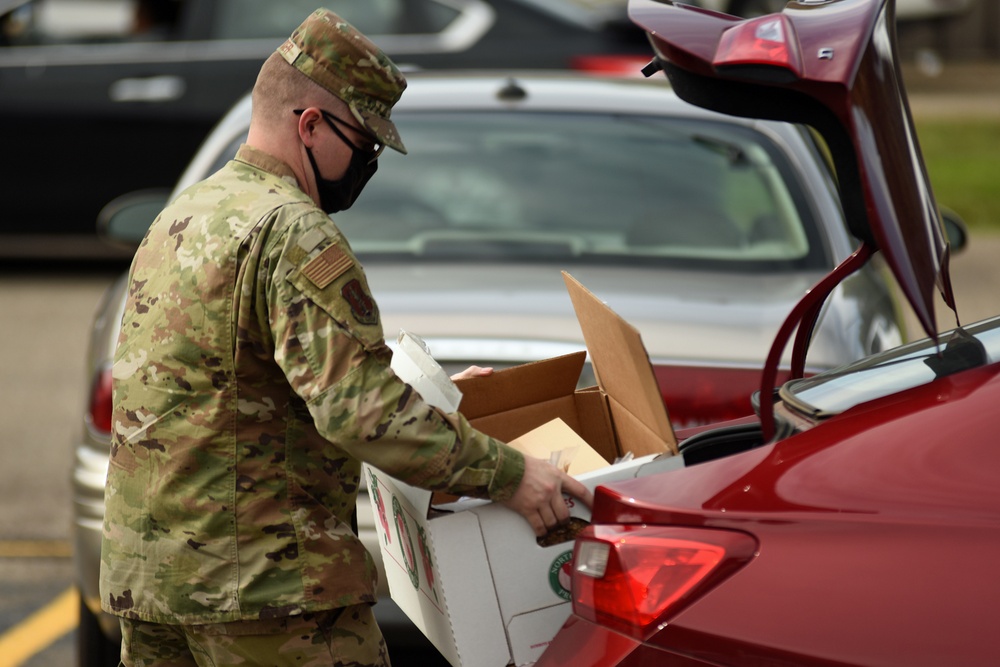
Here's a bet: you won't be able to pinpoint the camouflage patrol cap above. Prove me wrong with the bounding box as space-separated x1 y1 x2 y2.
278 8 407 154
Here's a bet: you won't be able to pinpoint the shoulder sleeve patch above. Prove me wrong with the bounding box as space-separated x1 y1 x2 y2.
301 244 354 289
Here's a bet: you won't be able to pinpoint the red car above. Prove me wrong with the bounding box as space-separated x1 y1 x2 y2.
538 0 998 665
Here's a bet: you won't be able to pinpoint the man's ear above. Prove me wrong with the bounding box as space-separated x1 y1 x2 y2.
297 108 321 148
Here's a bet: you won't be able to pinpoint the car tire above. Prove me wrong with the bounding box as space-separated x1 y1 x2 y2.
77 593 120 667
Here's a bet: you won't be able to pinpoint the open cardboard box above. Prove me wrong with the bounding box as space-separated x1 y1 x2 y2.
366 272 683 666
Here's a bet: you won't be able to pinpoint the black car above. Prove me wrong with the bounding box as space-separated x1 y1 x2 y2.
0 0 648 259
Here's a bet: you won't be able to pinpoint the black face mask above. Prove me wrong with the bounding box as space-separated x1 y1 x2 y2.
306 145 378 214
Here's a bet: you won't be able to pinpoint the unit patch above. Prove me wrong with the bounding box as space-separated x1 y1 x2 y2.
341 278 378 325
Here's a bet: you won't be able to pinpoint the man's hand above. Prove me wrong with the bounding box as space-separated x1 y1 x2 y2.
502 456 594 537
450 365 494 381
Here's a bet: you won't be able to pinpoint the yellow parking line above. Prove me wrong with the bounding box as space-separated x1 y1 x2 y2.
0 540 72 558
0 587 78 667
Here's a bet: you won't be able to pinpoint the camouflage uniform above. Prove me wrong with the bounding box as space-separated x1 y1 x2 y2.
120 605 387 667
100 8 524 665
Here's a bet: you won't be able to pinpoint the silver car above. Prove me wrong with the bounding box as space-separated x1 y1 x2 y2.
74 72 912 665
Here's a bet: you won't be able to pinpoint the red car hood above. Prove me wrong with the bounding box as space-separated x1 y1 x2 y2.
628 0 954 340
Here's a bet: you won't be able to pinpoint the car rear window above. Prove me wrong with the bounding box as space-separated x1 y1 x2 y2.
781 315 1000 417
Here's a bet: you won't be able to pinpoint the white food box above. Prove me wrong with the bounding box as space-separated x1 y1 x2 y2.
373 273 684 666
364 451 682 667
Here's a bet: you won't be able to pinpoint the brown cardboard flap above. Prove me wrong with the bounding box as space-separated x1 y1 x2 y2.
562 272 678 455
462 389 618 462
467 394 580 444
455 351 620 462
456 351 586 419
608 395 678 457
573 388 618 462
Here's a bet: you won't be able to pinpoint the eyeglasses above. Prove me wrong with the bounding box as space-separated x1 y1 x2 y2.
293 108 385 164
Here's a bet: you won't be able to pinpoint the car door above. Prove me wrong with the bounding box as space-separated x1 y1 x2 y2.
0 0 217 253
179 0 495 111
0 0 493 257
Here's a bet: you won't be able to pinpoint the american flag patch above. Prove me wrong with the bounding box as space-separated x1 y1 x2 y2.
301 245 353 289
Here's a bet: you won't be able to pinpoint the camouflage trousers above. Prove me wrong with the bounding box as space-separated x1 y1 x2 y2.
118 604 390 667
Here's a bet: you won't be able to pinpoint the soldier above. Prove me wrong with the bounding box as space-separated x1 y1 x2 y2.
99 8 591 666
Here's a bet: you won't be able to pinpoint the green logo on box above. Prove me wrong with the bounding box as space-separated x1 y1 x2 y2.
548 551 574 601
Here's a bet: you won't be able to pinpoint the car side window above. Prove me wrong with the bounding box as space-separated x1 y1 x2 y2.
209 0 401 40
209 0 463 40
0 0 180 45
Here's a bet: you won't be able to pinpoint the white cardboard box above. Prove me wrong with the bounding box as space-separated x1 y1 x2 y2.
364 453 683 667
369 272 685 666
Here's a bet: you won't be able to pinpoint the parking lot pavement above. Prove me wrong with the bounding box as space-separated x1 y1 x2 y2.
905 59 1000 119
0 267 121 543
0 266 118 667
0 550 76 667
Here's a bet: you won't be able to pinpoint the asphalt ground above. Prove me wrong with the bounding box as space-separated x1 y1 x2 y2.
904 59 1000 118
0 266 118 667
1 58 998 667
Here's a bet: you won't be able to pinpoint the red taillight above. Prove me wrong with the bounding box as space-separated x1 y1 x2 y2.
572 525 756 640
570 54 653 77
713 14 801 79
87 366 114 436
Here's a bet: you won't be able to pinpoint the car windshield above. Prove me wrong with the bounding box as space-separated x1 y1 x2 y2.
781 315 1000 417
210 110 827 271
